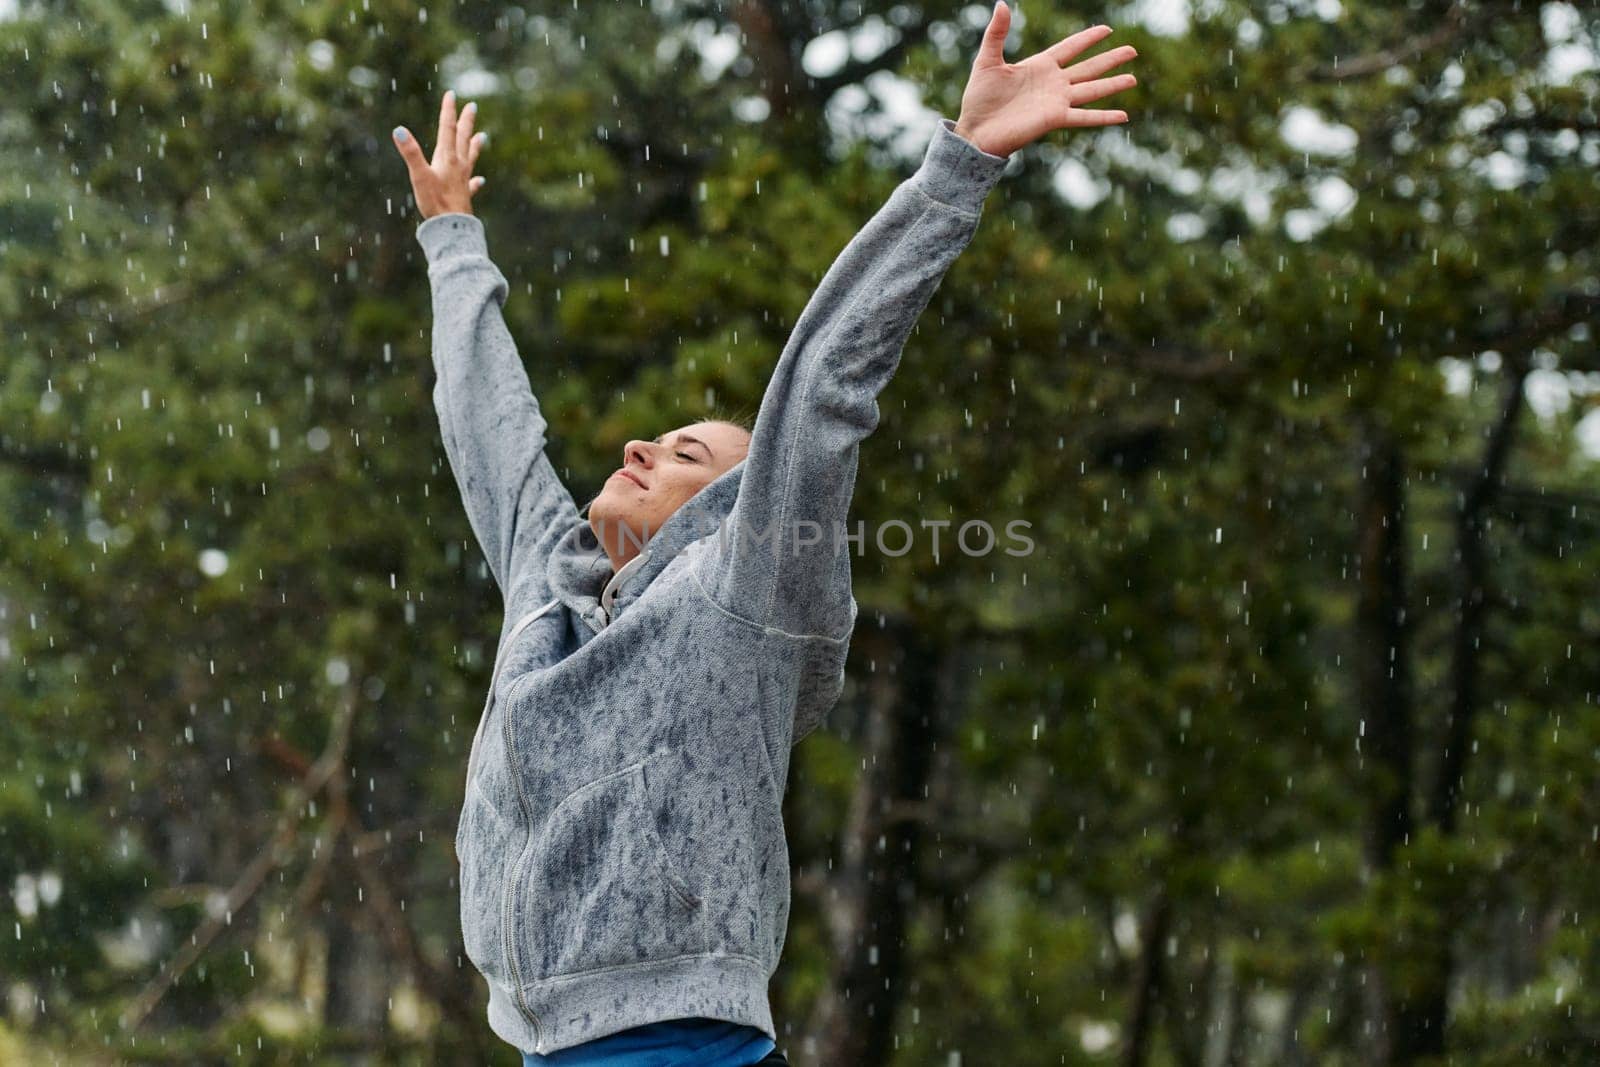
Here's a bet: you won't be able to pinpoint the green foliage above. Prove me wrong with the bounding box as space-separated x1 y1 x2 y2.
2 0 1597 1062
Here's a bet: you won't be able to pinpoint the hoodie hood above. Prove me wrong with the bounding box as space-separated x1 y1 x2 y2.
546 458 748 636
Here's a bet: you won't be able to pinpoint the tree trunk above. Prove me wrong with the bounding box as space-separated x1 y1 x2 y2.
802 617 946 1066
1400 363 1530 1059
1269 978 1315 1065
1222 969 1249 1066
731 0 806 123
1354 421 1415 1064
1432 362 1527 835
323 895 390 1040
1122 886 1173 1067
1163 929 1213 1067
1202 946 1235 1067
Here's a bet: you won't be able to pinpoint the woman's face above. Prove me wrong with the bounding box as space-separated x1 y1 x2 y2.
589 420 751 567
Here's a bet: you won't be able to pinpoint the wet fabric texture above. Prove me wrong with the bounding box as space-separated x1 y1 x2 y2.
418 116 1009 1056
519 1017 774 1066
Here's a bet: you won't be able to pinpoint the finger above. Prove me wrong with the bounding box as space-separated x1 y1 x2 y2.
456 100 477 161
1063 44 1138 84
1068 74 1137 107
1063 107 1130 127
1044 23 1115 67
434 89 457 164
392 126 427 171
470 175 486 194
976 1 1011 68
467 130 487 169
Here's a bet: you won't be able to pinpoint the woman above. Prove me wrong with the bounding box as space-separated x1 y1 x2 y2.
390 4 1136 1062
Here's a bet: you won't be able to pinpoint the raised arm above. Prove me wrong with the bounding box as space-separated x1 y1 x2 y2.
694 120 1008 638
695 5 1138 638
394 92 583 601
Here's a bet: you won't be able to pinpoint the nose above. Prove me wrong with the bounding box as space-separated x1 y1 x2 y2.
623 439 656 469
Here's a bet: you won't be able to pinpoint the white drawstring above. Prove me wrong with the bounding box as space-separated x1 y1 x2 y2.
599 550 652 623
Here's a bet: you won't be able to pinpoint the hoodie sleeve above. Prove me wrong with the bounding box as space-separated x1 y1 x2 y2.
416 212 582 603
696 118 1009 637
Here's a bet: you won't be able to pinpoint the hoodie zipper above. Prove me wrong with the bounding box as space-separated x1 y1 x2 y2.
501 699 544 1047
478 598 560 1049
493 557 646 1049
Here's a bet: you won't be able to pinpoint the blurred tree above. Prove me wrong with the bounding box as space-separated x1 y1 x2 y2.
1 0 1596 1064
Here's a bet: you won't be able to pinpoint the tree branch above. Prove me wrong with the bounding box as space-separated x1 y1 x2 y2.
1122 347 1250 383
1483 114 1600 138
1465 289 1600 355
1306 2 1471 82
0 440 90 483
332 769 483 1033
120 686 360 1031
97 221 324 323
1428 473 1600 516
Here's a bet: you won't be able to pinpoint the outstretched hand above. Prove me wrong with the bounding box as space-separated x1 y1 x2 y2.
392 90 488 220
954 2 1138 158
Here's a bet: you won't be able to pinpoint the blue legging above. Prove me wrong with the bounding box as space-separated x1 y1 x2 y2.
517 1017 786 1066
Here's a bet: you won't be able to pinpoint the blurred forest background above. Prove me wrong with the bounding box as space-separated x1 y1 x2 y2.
3 0 1598 1063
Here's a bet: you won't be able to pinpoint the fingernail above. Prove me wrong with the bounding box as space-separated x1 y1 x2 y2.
466 101 477 114
393 127 408 142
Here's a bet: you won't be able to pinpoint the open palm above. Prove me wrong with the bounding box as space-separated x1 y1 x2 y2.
955 2 1138 158
392 90 488 220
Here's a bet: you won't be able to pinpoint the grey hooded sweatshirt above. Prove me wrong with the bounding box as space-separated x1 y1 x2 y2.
417 116 1009 1056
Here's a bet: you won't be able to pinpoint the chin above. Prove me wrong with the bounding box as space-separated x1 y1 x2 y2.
589 492 646 544
589 491 621 530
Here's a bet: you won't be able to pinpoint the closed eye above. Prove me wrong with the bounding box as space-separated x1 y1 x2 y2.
676 451 696 462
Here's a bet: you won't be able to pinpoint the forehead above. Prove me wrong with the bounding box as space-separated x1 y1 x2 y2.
658 422 748 447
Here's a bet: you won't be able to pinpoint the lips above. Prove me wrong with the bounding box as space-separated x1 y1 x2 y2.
613 468 648 490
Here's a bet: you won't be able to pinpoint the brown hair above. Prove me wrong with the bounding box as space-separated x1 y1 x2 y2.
704 404 755 441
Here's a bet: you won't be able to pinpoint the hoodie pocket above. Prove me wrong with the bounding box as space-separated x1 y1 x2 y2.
456 779 515 985
510 751 709 981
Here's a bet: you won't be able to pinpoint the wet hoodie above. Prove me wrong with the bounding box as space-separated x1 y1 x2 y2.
416 117 1009 1056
